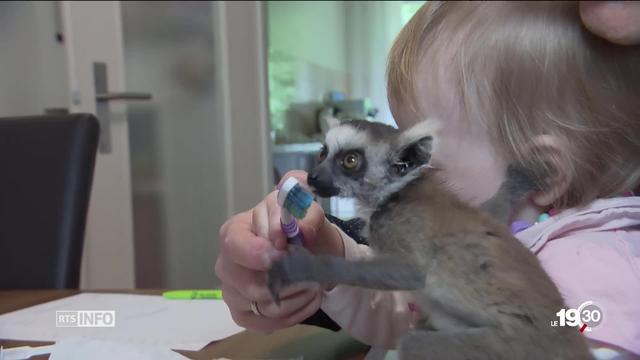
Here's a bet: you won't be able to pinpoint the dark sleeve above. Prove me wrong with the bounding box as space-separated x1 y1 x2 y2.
301 215 368 331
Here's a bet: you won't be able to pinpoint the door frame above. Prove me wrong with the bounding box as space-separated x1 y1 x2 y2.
213 1 273 217
61 1 136 288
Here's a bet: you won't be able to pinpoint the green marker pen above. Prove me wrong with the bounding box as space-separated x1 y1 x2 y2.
162 289 223 300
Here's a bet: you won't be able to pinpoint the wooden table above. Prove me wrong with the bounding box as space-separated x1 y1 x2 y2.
0 290 369 360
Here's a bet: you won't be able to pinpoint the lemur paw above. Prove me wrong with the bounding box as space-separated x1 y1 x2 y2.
267 261 291 305
267 245 312 305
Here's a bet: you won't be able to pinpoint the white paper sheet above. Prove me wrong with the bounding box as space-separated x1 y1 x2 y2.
0 293 244 351
48 337 190 360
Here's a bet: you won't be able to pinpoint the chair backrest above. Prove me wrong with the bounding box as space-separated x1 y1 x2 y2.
0 113 99 289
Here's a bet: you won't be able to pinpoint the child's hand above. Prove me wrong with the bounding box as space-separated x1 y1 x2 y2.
580 1 640 45
215 171 343 333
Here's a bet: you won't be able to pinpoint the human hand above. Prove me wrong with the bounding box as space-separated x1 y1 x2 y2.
580 1 640 45
215 171 343 333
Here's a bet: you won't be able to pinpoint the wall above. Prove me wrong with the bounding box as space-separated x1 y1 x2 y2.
0 2 68 117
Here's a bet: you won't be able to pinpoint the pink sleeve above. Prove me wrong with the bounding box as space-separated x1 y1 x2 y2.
320 225 413 349
536 228 640 355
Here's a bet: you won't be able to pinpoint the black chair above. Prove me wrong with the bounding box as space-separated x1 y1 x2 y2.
0 114 99 289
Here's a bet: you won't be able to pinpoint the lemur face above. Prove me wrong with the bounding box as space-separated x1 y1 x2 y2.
308 119 437 208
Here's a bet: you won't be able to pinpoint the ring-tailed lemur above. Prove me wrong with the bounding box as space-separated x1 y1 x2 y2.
268 119 592 360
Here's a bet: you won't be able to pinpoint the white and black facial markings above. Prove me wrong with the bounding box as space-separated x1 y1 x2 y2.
396 120 440 156
318 119 439 214
324 125 369 158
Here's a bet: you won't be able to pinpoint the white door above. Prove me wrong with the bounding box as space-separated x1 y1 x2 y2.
58 1 272 289
62 1 136 288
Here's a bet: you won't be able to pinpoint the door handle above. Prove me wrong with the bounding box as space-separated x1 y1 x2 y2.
96 92 152 101
93 62 153 154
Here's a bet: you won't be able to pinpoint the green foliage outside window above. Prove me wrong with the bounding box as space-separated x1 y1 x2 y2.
268 48 297 133
267 2 425 134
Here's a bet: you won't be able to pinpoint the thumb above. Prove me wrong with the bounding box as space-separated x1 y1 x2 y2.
580 1 640 45
298 201 326 249
278 170 313 193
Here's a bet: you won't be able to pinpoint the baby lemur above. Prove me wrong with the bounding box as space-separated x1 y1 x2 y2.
268 119 592 360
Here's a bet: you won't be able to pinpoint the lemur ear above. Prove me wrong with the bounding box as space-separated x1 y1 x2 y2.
393 121 439 176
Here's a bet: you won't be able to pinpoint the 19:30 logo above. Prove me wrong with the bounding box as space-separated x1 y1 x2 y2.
551 301 603 333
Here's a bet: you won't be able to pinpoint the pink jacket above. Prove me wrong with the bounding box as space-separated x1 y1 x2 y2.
321 197 640 354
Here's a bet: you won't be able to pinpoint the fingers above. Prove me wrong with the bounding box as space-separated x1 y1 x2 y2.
297 202 326 249
265 201 325 250
256 283 320 318
256 190 325 251
216 256 273 302
251 199 270 240
225 231 277 271
221 210 284 271
225 284 323 333
278 170 312 192
222 281 320 318
580 1 640 45
217 174 327 334
274 170 327 250
217 242 318 299
265 193 287 250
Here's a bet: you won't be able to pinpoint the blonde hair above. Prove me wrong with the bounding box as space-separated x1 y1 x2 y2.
388 1 640 208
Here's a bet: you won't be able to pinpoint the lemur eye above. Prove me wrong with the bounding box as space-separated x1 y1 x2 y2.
342 152 359 170
318 145 328 162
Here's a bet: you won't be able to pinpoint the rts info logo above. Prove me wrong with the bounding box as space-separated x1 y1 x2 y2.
56 310 116 328
550 301 603 333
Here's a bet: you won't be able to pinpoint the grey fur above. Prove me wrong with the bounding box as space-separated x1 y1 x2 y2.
268 245 426 301
269 120 593 360
479 164 540 224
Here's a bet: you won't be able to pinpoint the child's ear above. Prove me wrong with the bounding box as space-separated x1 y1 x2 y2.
522 135 572 207
393 120 439 177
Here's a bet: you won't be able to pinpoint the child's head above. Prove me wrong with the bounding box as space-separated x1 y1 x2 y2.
387 1 640 209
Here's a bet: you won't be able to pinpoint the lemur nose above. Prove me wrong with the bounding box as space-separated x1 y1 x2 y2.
308 172 319 184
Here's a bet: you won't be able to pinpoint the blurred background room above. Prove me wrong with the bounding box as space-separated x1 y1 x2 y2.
0 1 423 291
